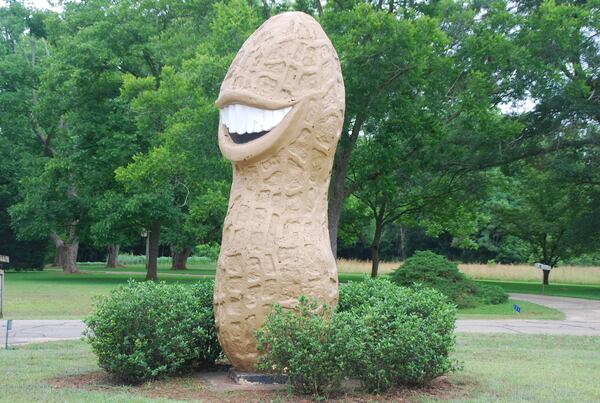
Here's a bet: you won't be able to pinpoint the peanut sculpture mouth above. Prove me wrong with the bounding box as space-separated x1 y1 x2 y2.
220 104 292 144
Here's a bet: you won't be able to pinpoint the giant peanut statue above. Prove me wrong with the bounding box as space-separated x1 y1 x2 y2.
214 11 345 371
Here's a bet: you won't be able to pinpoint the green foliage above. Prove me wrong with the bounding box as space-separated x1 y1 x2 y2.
257 280 459 396
338 279 460 392
256 297 360 397
390 251 507 308
194 243 220 261
564 253 600 267
84 281 221 383
108 254 213 265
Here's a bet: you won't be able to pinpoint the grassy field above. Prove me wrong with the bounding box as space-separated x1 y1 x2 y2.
476 280 600 300
1 335 598 402
460 263 600 285
337 259 600 285
3 267 566 320
1 264 366 319
3 259 597 319
458 298 564 320
3 269 213 319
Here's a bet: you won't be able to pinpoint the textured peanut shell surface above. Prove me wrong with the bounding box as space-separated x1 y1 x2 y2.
214 11 345 371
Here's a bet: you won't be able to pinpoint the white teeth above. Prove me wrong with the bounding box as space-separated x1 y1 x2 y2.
220 104 292 135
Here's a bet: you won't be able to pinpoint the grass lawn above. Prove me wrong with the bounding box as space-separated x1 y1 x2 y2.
3 266 366 319
1 335 598 402
442 333 600 402
3 269 211 319
477 280 600 300
458 298 565 320
4 264 597 319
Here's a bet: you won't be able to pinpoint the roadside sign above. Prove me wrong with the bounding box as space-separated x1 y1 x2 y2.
0 270 3 319
513 304 521 314
4 319 12 349
534 263 552 294
0 256 8 263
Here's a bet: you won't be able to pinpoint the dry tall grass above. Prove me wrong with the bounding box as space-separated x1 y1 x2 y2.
337 259 398 274
458 263 600 285
336 259 600 285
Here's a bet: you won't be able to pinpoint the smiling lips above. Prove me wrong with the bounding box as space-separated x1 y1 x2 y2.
220 104 292 144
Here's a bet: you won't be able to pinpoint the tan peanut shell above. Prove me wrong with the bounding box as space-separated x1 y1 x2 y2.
214 11 345 371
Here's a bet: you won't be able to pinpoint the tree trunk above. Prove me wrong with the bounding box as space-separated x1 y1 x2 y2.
106 245 120 268
50 232 78 273
399 226 407 261
370 211 385 278
171 246 192 270
54 244 66 267
62 242 79 273
327 175 345 258
328 113 367 258
543 269 550 285
146 221 161 281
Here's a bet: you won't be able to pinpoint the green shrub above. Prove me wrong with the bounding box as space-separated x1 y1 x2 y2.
84 281 221 383
389 250 508 308
256 297 362 397
113 255 213 265
257 279 459 396
339 279 459 392
194 242 220 261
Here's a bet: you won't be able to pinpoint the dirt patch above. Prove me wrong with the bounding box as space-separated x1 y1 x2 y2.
47 371 472 402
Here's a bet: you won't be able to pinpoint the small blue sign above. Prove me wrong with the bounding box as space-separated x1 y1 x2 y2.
513 304 521 314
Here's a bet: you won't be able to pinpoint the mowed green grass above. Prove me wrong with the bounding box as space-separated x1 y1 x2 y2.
1 335 599 402
458 298 564 320
4 263 596 319
441 334 600 402
476 280 600 300
4 268 211 319
3 264 365 319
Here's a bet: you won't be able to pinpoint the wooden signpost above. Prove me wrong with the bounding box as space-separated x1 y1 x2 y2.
534 263 552 294
0 255 8 319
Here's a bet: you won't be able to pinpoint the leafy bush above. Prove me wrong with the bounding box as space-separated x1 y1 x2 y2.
256 297 362 397
110 254 213 265
84 281 221 383
194 242 220 261
339 279 459 392
257 279 459 396
390 251 507 308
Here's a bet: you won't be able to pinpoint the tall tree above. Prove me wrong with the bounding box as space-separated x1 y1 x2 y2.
108 0 261 277
493 152 600 284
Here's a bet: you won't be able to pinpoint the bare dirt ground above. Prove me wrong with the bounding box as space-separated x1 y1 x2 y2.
47 370 472 402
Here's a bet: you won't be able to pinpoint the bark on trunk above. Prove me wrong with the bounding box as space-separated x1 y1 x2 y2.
146 221 161 281
51 232 78 273
171 246 192 270
543 269 550 285
328 113 366 258
106 245 120 268
327 175 345 258
62 242 79 273
370 212 385 278
399 226 407 261
54 244 65 267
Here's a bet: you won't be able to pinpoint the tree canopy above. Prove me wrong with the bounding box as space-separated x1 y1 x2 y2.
1 0 598 281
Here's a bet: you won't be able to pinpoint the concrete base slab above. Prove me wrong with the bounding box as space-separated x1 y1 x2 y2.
228 368 287 385
200 371 287 392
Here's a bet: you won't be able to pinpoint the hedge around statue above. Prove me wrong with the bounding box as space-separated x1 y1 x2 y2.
84 281 221 383
256 279 459 396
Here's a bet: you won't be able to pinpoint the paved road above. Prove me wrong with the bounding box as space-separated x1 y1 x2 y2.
510 293 600 322
455 293 600 335
2 294 600 347
1 320 85 347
